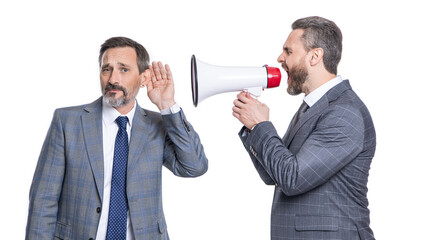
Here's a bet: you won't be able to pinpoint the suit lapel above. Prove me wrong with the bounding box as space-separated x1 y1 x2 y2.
283 97 329 146
127 105 151 173
81 97 104 200
283 80 352 146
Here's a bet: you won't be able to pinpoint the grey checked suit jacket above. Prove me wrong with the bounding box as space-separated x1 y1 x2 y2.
26 97 208 240
239 80 376 240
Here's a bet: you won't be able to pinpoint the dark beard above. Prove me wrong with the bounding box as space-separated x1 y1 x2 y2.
287 63 308 96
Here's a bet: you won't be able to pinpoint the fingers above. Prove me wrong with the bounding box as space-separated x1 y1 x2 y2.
151 61 162 82
233 98 244 109
148 65 156 82
157 61 167 80
233 91 264 114
236 91 255 104
233 92 248 111
165 64 173 81
233 92 249 115
150 61 172 82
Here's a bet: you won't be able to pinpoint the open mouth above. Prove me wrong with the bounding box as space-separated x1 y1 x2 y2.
281 64 290 84
285 70 290 84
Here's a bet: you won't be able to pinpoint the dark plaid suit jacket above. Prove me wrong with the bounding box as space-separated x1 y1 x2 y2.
240 80 376 240
26 97 208 239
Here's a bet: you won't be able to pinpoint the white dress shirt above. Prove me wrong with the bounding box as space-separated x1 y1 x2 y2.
96 99 136 240
303 75 343 107
96 99 180 240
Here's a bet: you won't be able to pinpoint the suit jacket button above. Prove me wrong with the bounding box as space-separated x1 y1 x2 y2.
96 207 101 213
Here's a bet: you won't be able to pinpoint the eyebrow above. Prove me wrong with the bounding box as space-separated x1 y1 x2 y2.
101 63 110 70
118 62 129 67
101 62 130 69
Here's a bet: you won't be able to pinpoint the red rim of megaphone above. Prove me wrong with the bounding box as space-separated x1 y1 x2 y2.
265 65 281 88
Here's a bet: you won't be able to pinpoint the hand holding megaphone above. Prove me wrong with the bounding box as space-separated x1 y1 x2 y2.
191 55 282 107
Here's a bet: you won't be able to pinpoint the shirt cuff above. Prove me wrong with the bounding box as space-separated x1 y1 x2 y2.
160 103 181 115
241 128 250 137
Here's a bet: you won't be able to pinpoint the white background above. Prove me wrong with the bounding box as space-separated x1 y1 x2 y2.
1 0 424 239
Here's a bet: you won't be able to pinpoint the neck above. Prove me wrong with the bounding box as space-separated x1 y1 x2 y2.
304 70 336 96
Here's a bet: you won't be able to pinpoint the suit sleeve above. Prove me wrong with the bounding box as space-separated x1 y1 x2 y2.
240 105 365 196
239 127 276 185
26 109 65 239
161 109 208 177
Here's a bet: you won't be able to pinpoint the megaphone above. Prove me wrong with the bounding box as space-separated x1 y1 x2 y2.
191 55 281 107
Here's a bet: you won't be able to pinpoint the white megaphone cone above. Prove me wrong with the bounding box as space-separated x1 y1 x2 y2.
191 55 281 107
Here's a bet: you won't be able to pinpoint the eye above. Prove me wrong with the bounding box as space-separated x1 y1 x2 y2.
122 68 128 73
102 68 110 72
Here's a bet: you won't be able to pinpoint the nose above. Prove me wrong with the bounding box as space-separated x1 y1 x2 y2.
277 52 285 63
108 69 120 85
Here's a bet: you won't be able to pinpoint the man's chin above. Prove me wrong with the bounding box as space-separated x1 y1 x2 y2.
287 87 302 96
104 95 127 107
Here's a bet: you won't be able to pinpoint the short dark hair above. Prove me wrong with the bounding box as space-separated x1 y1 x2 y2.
292 16 342 75
99 37 150 74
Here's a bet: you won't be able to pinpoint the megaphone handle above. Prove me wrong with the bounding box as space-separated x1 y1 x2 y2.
244 86 263 99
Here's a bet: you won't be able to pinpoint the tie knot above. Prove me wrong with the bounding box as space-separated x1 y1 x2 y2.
115 116 128 130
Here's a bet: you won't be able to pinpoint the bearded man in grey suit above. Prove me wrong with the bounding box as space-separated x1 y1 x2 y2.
26 37 208 240
232 16 376 239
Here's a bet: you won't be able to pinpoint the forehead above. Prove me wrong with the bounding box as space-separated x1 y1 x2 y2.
101 47 137 66
283 29 305 50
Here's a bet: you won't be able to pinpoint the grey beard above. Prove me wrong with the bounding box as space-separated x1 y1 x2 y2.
102 83 130 107
103 93 129 107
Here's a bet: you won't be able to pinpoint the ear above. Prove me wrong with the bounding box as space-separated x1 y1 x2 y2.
139 69 151 88
309 48 324 67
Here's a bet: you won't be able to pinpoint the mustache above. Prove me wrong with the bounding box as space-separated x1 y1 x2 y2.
103 83 128 96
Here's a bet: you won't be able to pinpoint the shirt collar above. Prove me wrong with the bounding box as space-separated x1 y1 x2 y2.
304 75 343 107
102 98 136 127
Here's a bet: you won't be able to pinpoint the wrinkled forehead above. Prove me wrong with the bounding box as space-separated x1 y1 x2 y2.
100 47 137 68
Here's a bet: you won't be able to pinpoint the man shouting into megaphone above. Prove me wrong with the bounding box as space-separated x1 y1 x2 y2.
232 16 376 240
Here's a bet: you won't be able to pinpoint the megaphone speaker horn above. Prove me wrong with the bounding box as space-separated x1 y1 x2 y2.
191 55 281 107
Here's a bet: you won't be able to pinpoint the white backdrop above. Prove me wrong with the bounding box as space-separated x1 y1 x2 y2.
1 0 424 239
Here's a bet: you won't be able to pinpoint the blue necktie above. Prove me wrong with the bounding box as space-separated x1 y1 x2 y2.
106 116 129 240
